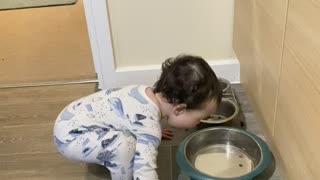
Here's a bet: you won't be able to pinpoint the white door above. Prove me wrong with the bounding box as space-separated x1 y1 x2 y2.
83 0 239 89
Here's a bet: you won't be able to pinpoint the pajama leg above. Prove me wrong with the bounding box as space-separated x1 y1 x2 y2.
54 129 136 180
106 130 136 180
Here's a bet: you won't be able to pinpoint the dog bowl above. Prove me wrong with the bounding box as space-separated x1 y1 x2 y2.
201 98 239 124
177 127 271 180
219 78 231 93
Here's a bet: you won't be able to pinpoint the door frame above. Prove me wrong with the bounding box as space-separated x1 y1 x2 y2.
83 0 240 89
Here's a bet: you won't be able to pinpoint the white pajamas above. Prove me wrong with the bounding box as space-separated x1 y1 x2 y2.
53 85 162 180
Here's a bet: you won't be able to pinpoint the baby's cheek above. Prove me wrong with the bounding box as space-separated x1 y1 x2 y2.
168 119 187 128
183 120 199 129
191 120 201 128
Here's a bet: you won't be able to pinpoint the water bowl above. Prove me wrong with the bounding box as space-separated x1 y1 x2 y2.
219 78 231 93
201 98 239 124
176 127 271 180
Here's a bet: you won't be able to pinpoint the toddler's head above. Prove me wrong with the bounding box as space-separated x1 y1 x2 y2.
154 54 222 128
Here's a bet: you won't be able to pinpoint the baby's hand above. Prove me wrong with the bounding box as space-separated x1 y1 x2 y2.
162 129 174 140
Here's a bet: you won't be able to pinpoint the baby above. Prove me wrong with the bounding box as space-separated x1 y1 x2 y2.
53 54 222 180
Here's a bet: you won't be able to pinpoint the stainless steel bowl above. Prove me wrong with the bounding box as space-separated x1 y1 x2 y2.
219 78 231 93
201 98 239 124
177 127 271 180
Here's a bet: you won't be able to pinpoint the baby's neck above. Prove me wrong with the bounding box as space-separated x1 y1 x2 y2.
145 88 168 119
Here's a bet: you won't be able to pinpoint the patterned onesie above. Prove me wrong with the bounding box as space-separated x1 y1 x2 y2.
53 85 162 180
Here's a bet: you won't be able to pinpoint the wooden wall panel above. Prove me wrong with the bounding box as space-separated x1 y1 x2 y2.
233 0 258 102
274 0 320 179
254 0 288 134
0 0 96 84
233 0 288 134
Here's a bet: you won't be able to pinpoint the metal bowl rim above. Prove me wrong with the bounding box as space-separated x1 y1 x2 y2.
183 127 265 179
200 98 240 124
219 78 231 93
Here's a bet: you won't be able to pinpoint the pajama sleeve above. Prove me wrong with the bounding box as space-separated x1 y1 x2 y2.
130 118 161 180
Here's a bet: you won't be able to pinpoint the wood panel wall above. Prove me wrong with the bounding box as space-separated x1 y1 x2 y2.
234 0 320 179
273 0 320 179
233 0 288 135
0 0 96 85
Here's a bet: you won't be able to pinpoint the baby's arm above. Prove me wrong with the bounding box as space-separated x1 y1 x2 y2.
130 120 161 180
162 129 174 140
133 133 160 180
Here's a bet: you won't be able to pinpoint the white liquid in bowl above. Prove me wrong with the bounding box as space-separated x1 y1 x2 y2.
194 144 253 178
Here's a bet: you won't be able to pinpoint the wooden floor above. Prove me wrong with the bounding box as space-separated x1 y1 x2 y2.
0 84 282 180
0 83 100 180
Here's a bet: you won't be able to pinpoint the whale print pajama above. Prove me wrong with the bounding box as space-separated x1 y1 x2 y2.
53 85 162 180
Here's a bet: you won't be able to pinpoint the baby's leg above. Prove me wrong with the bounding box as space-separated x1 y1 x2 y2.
54 129 136 180
97 130 137 180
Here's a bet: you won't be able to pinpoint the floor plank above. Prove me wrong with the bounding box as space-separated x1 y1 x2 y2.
0 103 72 126
0 83 96 127
0 124 56 155
0 152 103 180
0 83 96 105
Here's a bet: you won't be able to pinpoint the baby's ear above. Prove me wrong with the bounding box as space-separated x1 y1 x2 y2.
174 104 187 116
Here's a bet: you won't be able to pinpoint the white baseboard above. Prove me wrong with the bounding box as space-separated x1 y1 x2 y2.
101 58 240 89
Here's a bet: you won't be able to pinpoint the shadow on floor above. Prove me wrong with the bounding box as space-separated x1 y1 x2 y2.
86 163 111 180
